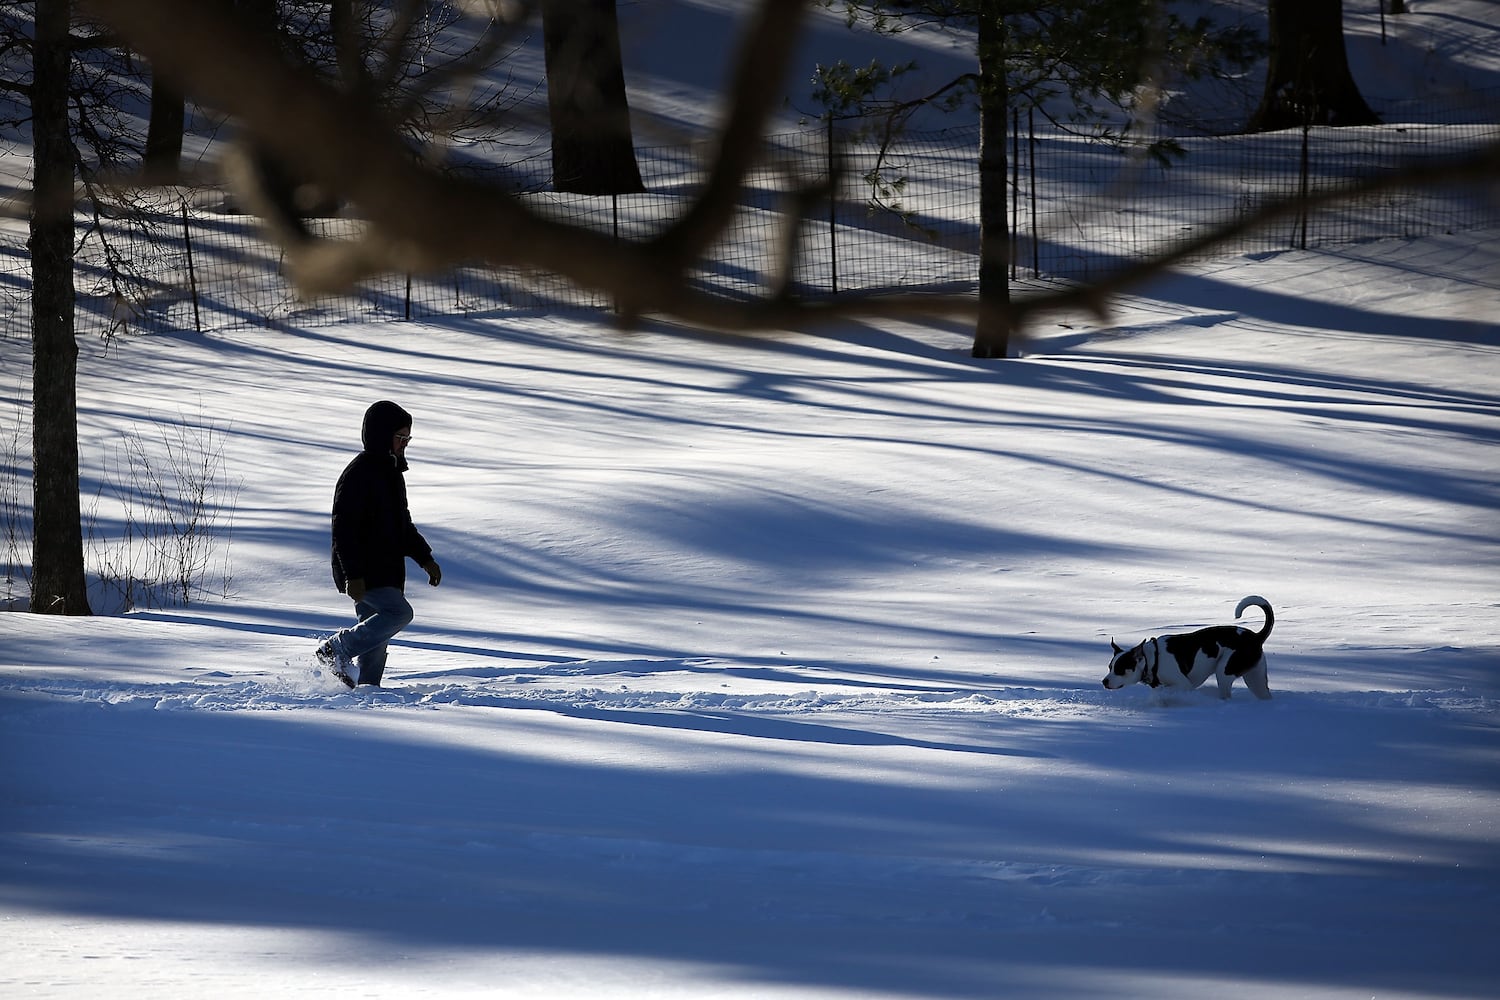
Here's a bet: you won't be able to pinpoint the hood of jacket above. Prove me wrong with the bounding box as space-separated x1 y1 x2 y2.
361 400 413 470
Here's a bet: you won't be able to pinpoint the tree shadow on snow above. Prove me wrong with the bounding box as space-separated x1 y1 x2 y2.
1 690 1494 998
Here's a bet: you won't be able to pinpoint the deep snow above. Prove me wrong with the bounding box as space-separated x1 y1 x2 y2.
3 1 1499 997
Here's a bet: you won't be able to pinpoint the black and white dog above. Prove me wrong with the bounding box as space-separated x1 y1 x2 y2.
1104 596 1274 700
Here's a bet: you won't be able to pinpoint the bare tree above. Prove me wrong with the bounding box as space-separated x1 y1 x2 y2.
971 0 1008 357
30 0 92 614
7 0 195 614
811 0 1266 357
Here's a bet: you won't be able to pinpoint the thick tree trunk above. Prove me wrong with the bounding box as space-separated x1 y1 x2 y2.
143 72 185 175
29 0 92 614
541 0 645 195
972 2 1011 359
1250 0 1380 130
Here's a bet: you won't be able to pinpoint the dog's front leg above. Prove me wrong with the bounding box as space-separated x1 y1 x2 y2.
1215 669 1235 700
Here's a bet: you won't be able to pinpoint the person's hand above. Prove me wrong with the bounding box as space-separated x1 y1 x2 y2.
345 577 367 602
422 560 442 587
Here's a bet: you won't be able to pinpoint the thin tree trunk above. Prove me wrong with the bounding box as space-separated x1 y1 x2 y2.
30 0 92 615
972 2 1011 359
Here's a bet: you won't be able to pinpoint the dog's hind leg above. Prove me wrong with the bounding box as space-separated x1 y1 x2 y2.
1241 658 1273 700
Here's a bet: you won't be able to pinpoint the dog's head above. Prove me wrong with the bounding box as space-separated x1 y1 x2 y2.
1103 639 1147 690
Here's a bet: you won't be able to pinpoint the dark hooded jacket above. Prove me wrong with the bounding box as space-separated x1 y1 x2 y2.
330 401 433 593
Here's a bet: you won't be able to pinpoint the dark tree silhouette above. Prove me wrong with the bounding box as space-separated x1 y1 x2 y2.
29 0 92 614
1250 0 1379 130
541 0 645 194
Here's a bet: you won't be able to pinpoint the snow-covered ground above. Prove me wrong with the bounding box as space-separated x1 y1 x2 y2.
4 226 1496 998
3 2 1499 998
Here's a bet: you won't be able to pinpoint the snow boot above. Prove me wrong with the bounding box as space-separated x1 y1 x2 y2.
315 638 358 689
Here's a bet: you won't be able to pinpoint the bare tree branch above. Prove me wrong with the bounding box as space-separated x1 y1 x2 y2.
82 0 1500 342
383 4 524 126
652 0 809 267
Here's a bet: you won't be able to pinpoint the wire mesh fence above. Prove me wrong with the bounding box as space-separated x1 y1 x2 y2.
2 113 1496 341
1006 120 1499 282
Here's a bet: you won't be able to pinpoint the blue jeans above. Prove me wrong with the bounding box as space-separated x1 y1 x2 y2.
333 586 413 687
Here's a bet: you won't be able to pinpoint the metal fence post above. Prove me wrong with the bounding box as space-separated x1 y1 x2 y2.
1011 108 1020 280
181 200 201 334
1028 110 1039 277
1297 123 1312 251
827 115 838 296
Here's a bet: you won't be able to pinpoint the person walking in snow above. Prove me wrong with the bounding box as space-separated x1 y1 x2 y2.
316 400 441 688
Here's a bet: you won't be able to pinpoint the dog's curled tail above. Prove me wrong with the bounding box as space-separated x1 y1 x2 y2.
1236 595 1274 640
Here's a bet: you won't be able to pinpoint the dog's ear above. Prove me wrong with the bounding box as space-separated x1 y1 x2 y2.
1111 639 1123 654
